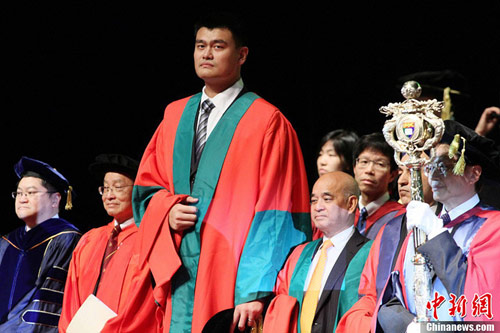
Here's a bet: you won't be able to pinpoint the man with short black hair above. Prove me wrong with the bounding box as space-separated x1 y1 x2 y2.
0 157 81 332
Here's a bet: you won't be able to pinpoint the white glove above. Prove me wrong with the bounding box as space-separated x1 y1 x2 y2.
406 201 444 239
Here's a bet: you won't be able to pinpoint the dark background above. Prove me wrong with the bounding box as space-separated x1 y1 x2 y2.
3 2 500 234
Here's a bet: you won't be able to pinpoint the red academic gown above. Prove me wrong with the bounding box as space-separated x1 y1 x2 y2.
103 91 312 332
375 204 500 331
59 221 142 332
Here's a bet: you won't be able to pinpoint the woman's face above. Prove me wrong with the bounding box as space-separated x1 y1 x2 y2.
317 140 343 176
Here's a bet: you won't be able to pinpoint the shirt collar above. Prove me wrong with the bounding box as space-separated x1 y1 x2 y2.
322 225 355 248
201 78 244 111
444 193 480 221
358 192 390 216
115 217 135 230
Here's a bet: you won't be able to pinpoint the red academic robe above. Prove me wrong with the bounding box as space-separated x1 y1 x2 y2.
58 221 142 332
103 91 312 332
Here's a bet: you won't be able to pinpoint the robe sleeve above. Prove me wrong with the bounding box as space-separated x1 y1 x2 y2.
131 116 187 280
234 111 311 305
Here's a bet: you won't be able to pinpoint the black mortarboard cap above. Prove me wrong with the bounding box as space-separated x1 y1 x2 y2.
88 153 140 180
441 120 500 182
14 156 74 210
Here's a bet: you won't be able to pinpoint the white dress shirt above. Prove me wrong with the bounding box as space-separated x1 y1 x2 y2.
199 78 244 137
303 226 355 299
358 192 390 217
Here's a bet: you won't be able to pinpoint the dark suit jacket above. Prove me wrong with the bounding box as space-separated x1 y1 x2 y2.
311 229 370 333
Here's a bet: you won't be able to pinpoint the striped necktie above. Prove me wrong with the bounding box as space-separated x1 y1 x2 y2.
93 224 121 294
102 224 121 273
195 99 215 163
300 239 333 333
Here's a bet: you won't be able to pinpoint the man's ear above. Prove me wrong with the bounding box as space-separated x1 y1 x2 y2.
51 192 62 208
347 195 358 214
238 47 249 65
465 165 482 185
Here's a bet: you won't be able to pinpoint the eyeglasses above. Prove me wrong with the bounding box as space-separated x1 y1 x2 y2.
12 190 55 199
355 158 390 171
98 185 133 196
423 160 454 178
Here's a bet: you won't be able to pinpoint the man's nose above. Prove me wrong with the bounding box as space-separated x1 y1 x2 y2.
202 47 213 59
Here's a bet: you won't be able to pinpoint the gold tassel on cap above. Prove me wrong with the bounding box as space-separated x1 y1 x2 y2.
65 185 73 210
448 134 467 176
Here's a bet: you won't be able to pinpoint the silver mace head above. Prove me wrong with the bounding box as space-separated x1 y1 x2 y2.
401 80 422 100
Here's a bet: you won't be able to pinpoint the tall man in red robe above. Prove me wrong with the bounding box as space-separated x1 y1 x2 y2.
102 12 311 333
59 154 147 332
352 133 404 239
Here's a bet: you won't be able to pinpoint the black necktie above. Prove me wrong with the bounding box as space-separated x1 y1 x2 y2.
195 99 215 163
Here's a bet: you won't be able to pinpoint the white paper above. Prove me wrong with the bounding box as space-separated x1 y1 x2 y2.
67 294 117 333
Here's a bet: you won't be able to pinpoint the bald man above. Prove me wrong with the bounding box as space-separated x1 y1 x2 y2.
263 172 373 333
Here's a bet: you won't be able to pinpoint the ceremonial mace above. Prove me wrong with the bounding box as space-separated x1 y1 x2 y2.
380 81 444 321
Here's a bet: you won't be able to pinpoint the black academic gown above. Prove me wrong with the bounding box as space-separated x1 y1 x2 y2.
0 218 81 332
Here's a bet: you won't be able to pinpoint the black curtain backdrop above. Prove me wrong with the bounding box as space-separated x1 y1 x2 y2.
3 2 500 234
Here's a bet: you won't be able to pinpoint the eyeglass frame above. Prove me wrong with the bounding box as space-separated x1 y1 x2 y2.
98 184 134 196
423 159 455 178
355 157 391 171
12 190 56 199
